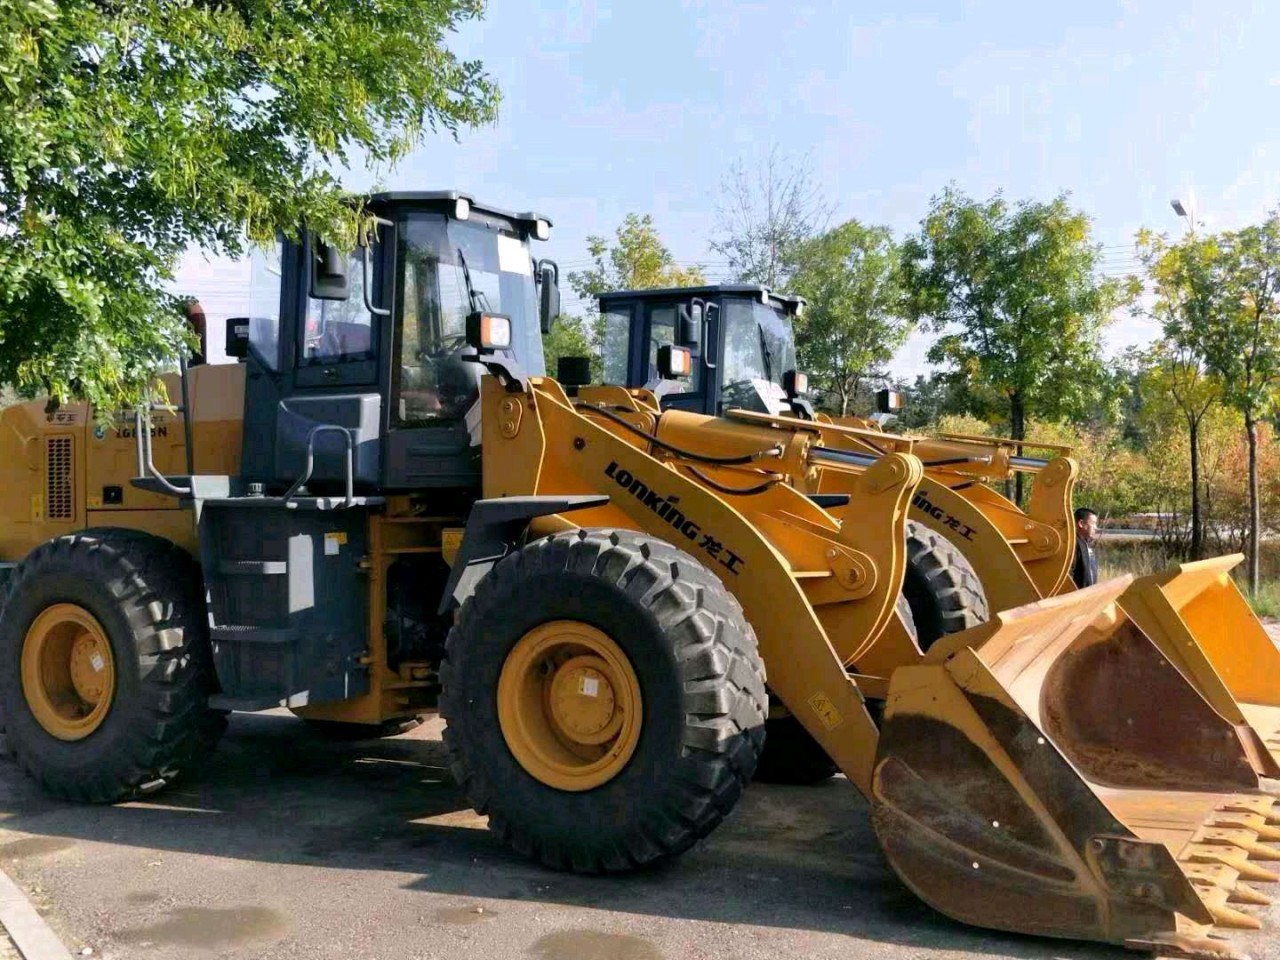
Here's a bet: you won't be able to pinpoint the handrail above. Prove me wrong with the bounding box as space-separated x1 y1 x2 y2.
133 406 192 496
283 424 355 506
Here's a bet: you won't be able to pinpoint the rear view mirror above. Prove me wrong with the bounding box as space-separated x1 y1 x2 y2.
783 370 809 397
657 345 692 381
538 260 561 334
309 237 350 301
676 299 703 349
876 388 904 414
557 356 592 387
225 317 250 360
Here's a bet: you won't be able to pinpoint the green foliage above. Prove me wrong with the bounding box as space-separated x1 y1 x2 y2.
567 213 705 300
541 314 596 383
889 372 973 430
541 214 704 383
0 0 498 409
900 186 1132 441
1193 218 1280 420
788 220 911 416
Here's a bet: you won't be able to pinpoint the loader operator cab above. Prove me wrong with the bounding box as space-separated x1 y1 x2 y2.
237 191 557 495
596 285 805 417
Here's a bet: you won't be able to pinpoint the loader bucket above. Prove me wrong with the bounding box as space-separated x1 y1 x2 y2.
1121 555 1280 779
872 578 1280 958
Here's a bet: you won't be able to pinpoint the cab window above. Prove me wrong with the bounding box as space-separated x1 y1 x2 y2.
300 248 373 364
646 306 700 393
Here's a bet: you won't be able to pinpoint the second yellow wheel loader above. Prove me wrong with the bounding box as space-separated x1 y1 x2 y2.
0 191 1277 958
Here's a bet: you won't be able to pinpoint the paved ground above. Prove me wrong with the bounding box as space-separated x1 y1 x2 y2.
0 712 1276 960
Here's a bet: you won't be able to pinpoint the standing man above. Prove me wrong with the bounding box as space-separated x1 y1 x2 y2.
1071 507 1099 588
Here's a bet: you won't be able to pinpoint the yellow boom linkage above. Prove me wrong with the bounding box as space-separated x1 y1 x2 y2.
559 378 1280 958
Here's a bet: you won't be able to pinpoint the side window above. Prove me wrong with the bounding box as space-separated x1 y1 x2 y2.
646 306 700 393
300 249 372 364
601 307 631 385
247 242 283 370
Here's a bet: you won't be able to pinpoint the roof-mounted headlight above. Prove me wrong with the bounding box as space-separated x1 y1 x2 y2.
533 218 550 241
454 197 471 221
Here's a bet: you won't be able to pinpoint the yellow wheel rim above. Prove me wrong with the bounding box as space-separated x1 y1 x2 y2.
21 603 116 741
497 621 643 791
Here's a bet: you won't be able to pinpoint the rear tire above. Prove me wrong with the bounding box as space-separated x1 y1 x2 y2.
0 530 221 802
903 520 989 651
441 528 767 872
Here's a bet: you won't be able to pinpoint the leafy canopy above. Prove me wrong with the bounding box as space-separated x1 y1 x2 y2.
0 0 498 408
900 186 1128 436
542 214 704 381
788 219 911 416
567 213 705 300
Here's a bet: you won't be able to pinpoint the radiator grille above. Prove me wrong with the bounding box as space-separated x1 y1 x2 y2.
46 436 73 520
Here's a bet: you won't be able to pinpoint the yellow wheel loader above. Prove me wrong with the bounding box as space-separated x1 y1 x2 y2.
585 284 1280 789
0 192 1278 958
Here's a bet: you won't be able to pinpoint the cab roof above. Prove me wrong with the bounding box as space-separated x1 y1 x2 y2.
365 191 551 233
597 283 805 313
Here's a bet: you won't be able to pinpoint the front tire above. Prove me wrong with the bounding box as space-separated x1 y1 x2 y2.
440 528 767 872
0 530 221 802
902 520 989 651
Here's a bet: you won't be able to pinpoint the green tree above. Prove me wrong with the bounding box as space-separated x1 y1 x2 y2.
788 220 911 416
1183 216 1280 591
1135 345 1220 559
0 0 498 410
1134 230 1228 559
542 214 704 383
568 213 705 299
900 186 1130 503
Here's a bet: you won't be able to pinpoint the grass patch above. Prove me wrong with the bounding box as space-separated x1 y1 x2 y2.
1245 581 1280 619
1096 536 1280 619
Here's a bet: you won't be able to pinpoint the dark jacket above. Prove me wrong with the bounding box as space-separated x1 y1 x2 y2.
1071 536 1098 588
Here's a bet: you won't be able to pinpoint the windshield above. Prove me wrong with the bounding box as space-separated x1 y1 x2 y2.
721 299 796 387
719 298 797 414
394 214 545 424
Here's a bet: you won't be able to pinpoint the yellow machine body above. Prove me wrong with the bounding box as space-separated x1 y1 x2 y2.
3 356 1280 957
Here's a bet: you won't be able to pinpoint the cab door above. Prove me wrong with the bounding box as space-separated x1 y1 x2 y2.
641 300 706 413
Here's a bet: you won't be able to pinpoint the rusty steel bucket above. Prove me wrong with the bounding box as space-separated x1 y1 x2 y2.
871 576 1280 959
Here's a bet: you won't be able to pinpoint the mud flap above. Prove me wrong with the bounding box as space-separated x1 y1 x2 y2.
872 578 1280 958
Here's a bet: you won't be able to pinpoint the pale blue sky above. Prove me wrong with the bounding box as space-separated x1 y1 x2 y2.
179 0 1280 372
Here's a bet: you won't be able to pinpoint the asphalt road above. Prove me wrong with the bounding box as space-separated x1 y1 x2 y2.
0 713 1275 960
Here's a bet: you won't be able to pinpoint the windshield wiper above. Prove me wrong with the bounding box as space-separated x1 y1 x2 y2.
758 325 774 381
456 248 492 313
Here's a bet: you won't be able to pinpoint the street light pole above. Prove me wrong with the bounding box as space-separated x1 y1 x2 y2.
1170 198 1197 235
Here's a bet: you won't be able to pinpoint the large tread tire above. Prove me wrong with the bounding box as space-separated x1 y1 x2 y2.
903 520 989 651
440 528 767 873
0 529 222 803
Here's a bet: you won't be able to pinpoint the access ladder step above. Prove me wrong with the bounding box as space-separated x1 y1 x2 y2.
210 625 298 645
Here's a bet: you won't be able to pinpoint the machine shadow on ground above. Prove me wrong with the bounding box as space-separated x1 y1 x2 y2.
0 712 1125 960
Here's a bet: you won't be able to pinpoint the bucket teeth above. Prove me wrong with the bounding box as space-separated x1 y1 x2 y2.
1193 827 1280 861
1209 812 1280 842
1206 903 1262 931
1220 797 1280 825
1194 885 1263 931
1181 862 1239 888
1227 883 1272 907
1184 843 1280 883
